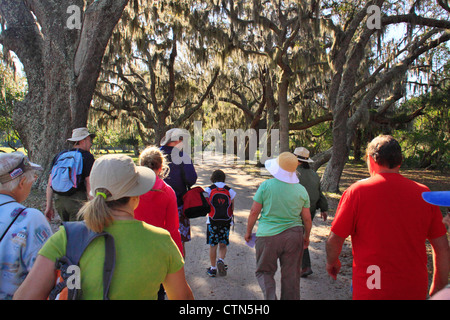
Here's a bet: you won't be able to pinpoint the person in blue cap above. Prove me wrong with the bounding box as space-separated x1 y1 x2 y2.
422 191 450 300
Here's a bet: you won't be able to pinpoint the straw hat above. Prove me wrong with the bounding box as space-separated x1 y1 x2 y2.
89 154 156 201
67 127 96 142
264 152 299 184
294 147 314 163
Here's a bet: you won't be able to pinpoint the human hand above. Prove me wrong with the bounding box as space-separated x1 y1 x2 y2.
321 211 328 221
244 231 253 243
303 236 310 249
326 260 341 280
44 207 54 222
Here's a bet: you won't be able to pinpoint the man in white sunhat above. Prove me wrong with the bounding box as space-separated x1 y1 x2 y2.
294 147 328 278
245 152 312 300
45 127 96 222
0 152 52 299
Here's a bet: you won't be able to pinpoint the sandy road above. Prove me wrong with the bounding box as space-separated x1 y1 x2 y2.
182 152 352 300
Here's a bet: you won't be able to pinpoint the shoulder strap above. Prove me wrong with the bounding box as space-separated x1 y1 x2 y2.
63 221 116 300
209 185 230 192
0 206 27 243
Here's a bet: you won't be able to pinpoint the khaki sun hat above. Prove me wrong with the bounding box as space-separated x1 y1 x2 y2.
67 127 96 142
264 152 299 184
0 152 43 184
89 154 156 201
294 147 314 163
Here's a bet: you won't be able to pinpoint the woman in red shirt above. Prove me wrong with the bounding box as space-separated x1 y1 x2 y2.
134 146 183 255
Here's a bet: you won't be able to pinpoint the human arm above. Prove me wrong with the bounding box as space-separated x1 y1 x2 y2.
85 176 93 200
182 162 197 187
163 267 194 300
300 207 312 249
428 234 450 297
245 201 262 242
13 255 56 300
44 175 54 221
317 188 329 222
325 231 346 280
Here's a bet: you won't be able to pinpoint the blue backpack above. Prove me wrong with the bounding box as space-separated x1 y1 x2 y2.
48 221 116 300
50 149 84 196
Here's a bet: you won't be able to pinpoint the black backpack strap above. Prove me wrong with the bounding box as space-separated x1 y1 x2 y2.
0 206 26 243
63 221 116 300
209 184 230 191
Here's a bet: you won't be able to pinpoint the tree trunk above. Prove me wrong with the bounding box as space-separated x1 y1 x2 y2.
278 71 290 152
0 0 129 188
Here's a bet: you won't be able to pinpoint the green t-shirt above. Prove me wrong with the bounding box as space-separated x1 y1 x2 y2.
39 220 184 300
253 178 310 237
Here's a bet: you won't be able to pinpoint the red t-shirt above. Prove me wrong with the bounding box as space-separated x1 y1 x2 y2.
134 177 183 255
331 173 446 300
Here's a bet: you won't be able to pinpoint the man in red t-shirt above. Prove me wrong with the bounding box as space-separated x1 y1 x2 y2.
326 135 449 300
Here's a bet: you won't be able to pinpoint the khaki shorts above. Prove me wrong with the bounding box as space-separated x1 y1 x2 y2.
54 190 87 222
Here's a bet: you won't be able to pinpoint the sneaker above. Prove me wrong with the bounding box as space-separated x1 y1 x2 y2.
206 267 217 277
217 260 227 277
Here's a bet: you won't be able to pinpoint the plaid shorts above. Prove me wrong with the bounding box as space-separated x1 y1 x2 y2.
206 223 230 246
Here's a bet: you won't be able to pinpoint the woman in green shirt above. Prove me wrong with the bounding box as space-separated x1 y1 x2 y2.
245 152 312 300
14 154 194 300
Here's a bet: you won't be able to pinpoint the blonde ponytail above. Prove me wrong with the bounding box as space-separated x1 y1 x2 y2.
77 188 114 233
77 189 132 233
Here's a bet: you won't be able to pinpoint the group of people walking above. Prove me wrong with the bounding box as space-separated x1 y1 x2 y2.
0 127 448 300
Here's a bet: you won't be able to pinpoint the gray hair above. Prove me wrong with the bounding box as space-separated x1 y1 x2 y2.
0 170 37 193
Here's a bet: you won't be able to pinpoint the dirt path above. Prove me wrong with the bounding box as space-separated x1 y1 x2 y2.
183 152 352 300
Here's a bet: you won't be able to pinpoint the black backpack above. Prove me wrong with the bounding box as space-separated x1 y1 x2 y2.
208 185 233 226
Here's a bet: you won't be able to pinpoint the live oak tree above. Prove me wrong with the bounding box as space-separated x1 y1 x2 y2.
94 0 220 145
318 0 450 192
0 0 129 186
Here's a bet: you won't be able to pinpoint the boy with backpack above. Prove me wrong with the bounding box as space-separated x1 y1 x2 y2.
204 170 236 277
